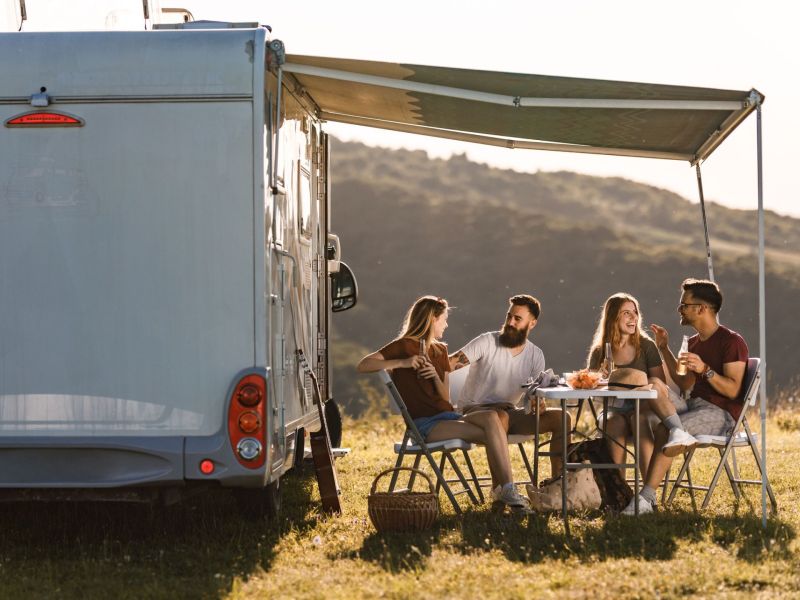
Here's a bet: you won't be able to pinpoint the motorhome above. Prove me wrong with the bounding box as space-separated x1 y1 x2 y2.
0 10 357 516
1 2 771 522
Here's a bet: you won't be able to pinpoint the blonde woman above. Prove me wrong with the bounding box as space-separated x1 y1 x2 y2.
357 295 530 512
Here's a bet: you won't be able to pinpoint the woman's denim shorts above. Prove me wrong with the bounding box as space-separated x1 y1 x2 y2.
412 411 462 439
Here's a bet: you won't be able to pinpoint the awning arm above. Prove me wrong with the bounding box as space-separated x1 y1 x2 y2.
757 101 769 529
693 89 763 164
321 111 694 161
695 164 715 282
284 63 745 111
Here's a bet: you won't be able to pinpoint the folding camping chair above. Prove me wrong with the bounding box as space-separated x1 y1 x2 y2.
665 357 778 512
378 370 482 514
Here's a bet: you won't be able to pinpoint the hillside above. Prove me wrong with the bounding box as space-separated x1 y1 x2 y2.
328 140 799 415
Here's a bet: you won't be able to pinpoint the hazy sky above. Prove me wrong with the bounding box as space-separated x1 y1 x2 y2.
14 0 800 218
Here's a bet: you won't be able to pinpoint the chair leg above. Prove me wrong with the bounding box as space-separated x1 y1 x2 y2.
461 449 485 503
445 452 479 504
686 463 698 513
407 454 423 491
743 421 779 513
418 450 462 514
667 449 693 506
389 432 410 492
434 454 447 495
702 442 736 510
518 443 534 485
661 466 671 505
719 447 742 500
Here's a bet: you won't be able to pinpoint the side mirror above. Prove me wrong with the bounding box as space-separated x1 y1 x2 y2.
331 261 358 312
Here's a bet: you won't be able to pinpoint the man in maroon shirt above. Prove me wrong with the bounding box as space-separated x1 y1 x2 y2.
622 278 749 515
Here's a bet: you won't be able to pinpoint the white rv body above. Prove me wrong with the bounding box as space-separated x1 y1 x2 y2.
0 26 341 499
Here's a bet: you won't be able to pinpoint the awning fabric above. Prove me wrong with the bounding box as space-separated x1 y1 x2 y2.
283 55 763 163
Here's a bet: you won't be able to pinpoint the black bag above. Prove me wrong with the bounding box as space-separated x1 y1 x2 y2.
568 438 633 512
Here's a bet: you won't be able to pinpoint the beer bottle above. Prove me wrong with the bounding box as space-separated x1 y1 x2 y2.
675 335 690 376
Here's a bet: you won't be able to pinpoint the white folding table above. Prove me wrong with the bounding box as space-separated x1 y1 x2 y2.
534 386 657 533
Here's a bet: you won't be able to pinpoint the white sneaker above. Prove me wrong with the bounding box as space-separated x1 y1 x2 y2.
492 484 532 513
662 427 698 458
621 494 654 516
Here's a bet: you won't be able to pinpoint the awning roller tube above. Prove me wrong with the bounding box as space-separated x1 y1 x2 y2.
284 62 744 111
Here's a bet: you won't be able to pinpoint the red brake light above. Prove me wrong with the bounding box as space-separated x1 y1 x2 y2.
228 374 267 469
199 459 215 475
238 384 262 406
5 111 84 127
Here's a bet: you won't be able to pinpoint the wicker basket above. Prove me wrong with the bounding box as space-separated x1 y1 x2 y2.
368 467 439 532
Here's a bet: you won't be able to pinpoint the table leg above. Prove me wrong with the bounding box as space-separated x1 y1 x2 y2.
562 398 569 535
533 398 540 488
634 397 640 516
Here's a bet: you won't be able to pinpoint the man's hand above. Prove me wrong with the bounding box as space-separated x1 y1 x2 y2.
449 351 470 371
678 351 706 374
649 324 669 351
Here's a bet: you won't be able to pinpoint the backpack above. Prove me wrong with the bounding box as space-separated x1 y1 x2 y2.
568 437 633 512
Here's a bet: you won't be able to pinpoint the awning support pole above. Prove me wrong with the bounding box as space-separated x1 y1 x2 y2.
695 164 715 282
757 102 768 529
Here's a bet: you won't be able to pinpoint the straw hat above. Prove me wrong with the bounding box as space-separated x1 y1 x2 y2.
607 368 653 391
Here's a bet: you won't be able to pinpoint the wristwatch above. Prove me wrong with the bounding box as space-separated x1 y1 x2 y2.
701 367 715 380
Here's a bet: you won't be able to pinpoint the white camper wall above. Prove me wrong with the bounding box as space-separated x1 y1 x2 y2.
8 0 164 31
0 30 262 436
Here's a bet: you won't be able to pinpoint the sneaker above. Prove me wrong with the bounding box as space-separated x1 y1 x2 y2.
621 493 654 516
662 427 698 458
492 484 532 513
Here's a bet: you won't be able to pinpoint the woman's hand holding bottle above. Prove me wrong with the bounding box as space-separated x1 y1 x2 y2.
415 358 438 380
402 355 427 370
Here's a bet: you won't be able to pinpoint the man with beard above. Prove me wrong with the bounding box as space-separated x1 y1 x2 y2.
449 295 569 487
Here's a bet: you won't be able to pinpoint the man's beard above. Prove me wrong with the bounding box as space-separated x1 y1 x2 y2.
498 325 527 347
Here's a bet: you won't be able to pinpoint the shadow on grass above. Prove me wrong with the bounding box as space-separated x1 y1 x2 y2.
351 529 442 573
455 508 796 565
0 466 323 599
345 503 795 573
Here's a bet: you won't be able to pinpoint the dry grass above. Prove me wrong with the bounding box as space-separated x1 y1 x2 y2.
1 414 798 599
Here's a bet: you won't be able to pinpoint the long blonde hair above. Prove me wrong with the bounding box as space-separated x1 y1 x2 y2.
398 295 449 356
588 293 647 366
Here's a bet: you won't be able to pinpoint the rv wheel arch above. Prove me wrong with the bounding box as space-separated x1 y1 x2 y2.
233 479 281 520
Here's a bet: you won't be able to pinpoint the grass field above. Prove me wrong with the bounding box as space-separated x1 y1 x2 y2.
1 411 798 599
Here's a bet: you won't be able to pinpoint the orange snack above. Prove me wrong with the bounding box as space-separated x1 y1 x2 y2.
566 369 603 390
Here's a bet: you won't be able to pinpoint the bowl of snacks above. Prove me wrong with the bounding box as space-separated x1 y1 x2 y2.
565 369 604 390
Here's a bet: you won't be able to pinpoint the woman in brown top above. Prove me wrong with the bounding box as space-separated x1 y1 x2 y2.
358 295 530 511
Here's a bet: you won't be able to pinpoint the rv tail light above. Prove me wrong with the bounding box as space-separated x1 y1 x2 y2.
5 111 84 127
236 438 263 461
228 373 267 469
237 384 262 406
199 459 215 475
238 411 260 433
